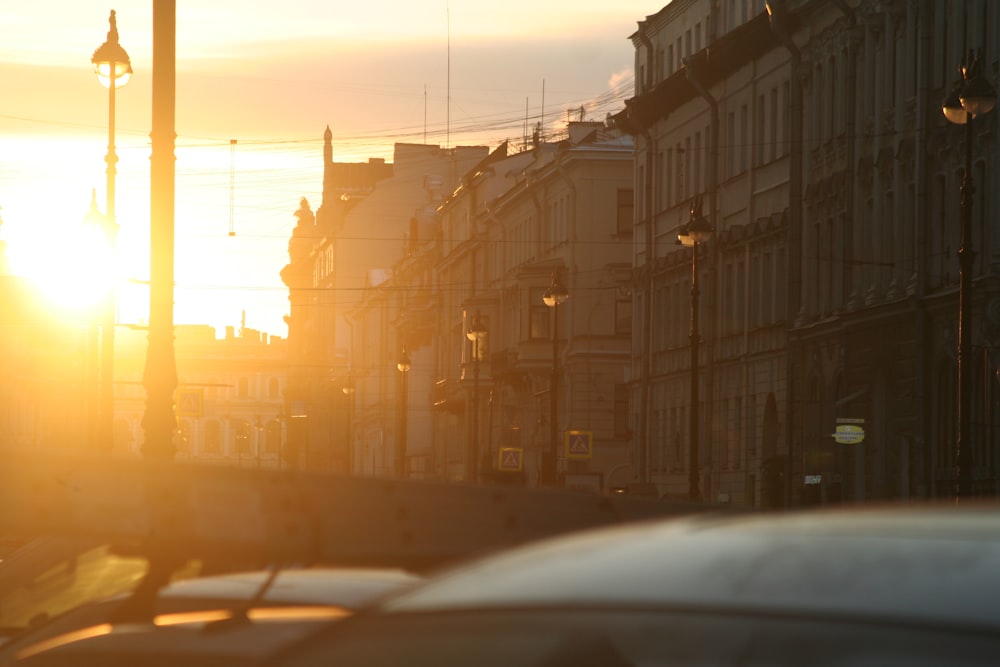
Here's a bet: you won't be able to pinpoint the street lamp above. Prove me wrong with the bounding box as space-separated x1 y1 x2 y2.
678 196 713 502
396 348 411 478
542 271 570 486
466 310 488 483
254 417 264 468
343 373 355 474
92 10 132 454
942 48 997 499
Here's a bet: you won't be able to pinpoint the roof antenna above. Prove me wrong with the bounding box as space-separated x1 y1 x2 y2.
228 139 237 237
446 2 451 149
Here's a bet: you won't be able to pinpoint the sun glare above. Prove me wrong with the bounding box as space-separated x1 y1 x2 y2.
8 222 115 318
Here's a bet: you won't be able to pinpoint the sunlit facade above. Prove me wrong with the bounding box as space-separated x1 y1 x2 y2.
113 324 286 464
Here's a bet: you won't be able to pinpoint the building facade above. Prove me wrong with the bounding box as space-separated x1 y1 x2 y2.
618 0 999 505
113 324 287 465
288 123 635 489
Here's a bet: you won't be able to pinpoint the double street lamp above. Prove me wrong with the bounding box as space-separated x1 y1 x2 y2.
466 310 488 483
542 271 569 486
396 348 411 478
678 197 713 502
942 49 997 499
91 10 132 454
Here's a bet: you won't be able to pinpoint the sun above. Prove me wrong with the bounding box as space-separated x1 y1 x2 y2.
7 221 117 320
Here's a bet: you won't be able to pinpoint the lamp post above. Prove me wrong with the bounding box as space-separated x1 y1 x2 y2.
254 416 264 468
466 310 488 483
942 49 997 499
542 271 570 486
92 10 132 454
396 348 411 478
678 196 713 502
343 373 355 474
142 0 178 460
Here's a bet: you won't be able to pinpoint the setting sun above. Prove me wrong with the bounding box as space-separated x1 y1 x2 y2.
8 204 115 318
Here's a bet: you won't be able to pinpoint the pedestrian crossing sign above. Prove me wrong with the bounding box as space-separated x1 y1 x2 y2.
565 430 592 459
176 387 204 418
498 447 523 471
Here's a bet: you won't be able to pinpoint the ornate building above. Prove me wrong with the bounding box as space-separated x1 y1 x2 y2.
617 0 999 504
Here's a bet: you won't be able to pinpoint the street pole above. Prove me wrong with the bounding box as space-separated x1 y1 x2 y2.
678 197 713 502
943 49 997 499
471 349 480 482
91 10 131 455
142 0 178 460
688 242 701 501
542 273 569 486
397 348 411 478
467 310 487 483
343 375 355 474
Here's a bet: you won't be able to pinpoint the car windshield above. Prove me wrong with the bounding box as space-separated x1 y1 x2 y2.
273 608 1000 667
0 538 149 637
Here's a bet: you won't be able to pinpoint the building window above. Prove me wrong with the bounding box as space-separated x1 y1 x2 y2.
726 112 735 178
269 377 279 399
266 420 281 454
675 143 684 202
694 131 702 193
204 420 222 454
769 87 778 162
724 261 735 334
614 384 629 438
755 94 765 166
740 104 748 172
781 82 790 154
615 292 632 335
763 251 773 324
529 286 549 340
617 188 634 237
239 377 249 399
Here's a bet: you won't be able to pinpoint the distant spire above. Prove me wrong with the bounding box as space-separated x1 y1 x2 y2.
83 188 105 227
322 126 333 210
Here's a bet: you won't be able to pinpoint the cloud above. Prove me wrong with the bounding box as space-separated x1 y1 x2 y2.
609 66 634 93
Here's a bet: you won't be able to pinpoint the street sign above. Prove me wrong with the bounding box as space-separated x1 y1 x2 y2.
176 387 204 418
498 447 523 471
833 419 865 445
565 430 592 460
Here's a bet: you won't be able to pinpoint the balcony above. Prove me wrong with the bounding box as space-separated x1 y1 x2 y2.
431 378 464 415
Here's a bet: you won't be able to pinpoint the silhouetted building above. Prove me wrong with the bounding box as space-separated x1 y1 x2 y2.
616 0 999 505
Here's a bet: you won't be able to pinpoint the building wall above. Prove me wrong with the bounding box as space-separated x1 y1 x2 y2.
625 0 1000 505
113 325 286 465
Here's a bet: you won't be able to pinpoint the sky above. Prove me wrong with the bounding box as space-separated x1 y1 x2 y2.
0 1 657 338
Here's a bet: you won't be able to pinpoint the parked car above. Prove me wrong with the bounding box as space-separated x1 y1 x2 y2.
258 503 1000 667
0 565 421 667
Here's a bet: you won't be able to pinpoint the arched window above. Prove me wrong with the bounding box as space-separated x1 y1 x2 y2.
266 420 282 454
204 420 222 454
176 419 192 455
235 420 251 456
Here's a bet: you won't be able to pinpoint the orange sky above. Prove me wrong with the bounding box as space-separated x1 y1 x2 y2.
0 1 654 337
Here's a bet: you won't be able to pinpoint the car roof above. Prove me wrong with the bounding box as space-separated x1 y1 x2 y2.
10 616 335 667
157 567 421 608
0 567 422 665
378 504 1000 630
